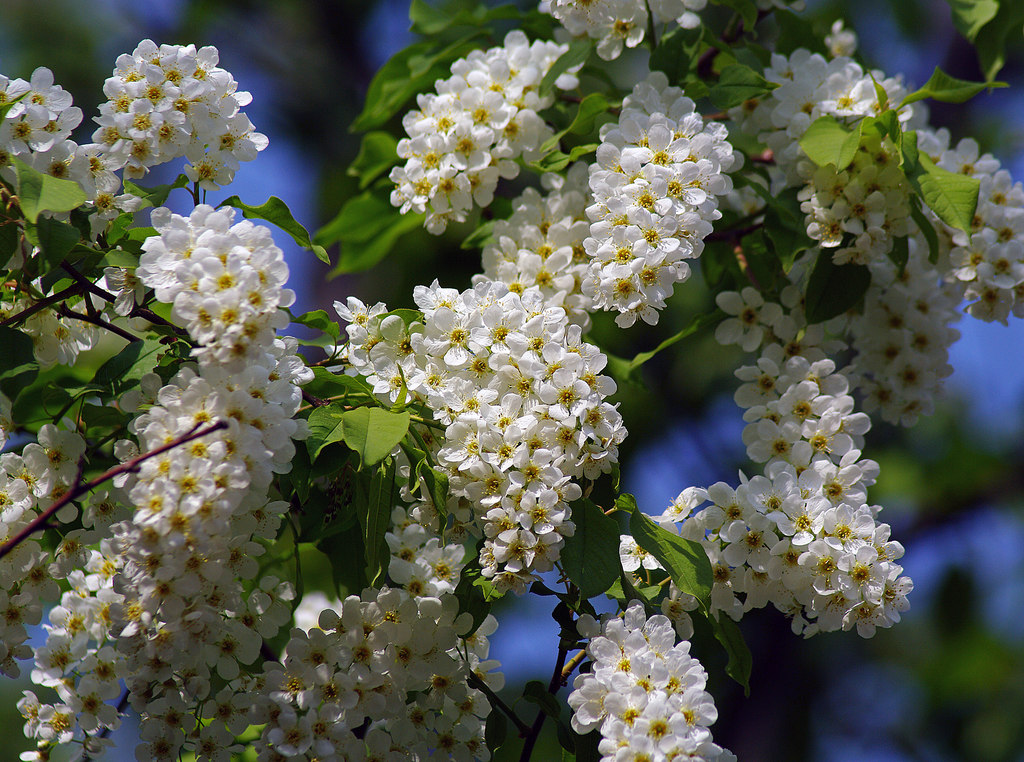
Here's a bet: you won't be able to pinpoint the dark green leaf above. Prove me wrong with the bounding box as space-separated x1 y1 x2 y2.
711 615 753 695
530 143 599 173
910 201 941 265
461 220 495 250
901 66 1005 106
627 311 722 372
774 9 827 56
539 36 591 94
561 498 622 600
709 64 776 109
219 195 329 265
23 216 80 268
629 500 713 611
804 250 872 323
539 93 611 155
123 174 189 208
315 190 424 274
0 218 19 267
362 458 396 586
348 131 400 190
485 706 507 753
303 367 373 401
454 554 494 636
650 26 703 83
291 309 341 340
710 0 758 27
93 338 164 395
523 681 562 719
416 459 450 514
888 233 909 273
0 327 37 398
798 115 860 170
306 403 411 467
971 1 1024 81
12 157 88 222
318 521 368 596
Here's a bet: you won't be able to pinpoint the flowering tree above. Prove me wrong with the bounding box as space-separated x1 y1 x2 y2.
0 0 1020 759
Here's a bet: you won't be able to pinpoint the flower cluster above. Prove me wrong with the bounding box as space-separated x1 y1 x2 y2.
92 40 267 187
0 289 97 368
338 279 626 592
568 601 735 761
584 73 737 327
541 0 707 60
926 129 1024 323
255 587 501 761
474 162 594 326
0 67 82 180
685 293 913 636
137 204 296 368
390 31 579 233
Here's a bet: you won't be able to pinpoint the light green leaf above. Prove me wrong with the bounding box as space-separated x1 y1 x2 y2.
561 498 622 600
219 195 329 265
798 115 860 170
348 131 400 190
291 309 341 340
628 499 713 611
539 36 591 94
306 403 411 467
711 615 753 695
12 157 88 222
945 0 999 41
910 201 941 265
901 66 1005 106
902 131 980 235
93 338 164 395
708 64 776 109
804 250 872 324
123 174 189 208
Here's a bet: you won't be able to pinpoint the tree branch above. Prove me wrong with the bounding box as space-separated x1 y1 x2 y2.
0 421 228 561
0 282 85 328
467 670 531 736
519 643 570 761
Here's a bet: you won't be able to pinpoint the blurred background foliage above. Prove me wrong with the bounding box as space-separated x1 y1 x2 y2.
1 0 1023 759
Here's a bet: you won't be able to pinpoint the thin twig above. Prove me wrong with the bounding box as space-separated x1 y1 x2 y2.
560 650 587 682
57 304 140 344
519 644 570 761
0 420 227 561
467 671 531 736
0 282 85 327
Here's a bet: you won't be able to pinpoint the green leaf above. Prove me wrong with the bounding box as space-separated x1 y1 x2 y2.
709 0 758 27
945 0 999 40
901 131 980 235
306 403 411 467
523 680 562 720
910 201 941 265
12 157 88 223
539 36 591 95
485 706 508 753
315 190 424 274
901 66 1005 106
303 367 373 401
858 109 902 149
291 309 341 340
539 93 611 156
888 232 909 273
0 327 37 398
798 115 860 171
409 0 520 34
530 143 599 173
650 26 703 83
318 521 368 596
24 216 80 268
348 131 400 190
461 220 495 250
711 615 753 695
627 311 723 373
362 457 396 586
774 10 828 56
561 498 622 600
628 500 713 612
219 195 329 265
803 250 872 323
0 218 19 268
416 459 450 514
972 1 1024 81
454 554 495 636
708 64 776 110
352 34 484 131
123 174 189 208
93 338 164 395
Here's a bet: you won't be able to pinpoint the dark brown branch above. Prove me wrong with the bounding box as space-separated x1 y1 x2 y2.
0 421 228 561
57 304 140 344
519 643 570 761
0 282 85 327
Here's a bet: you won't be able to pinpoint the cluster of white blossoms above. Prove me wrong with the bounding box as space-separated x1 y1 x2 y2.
256 588 500 761
387 503 471 598
0 288 98 368
338 279 626 593
0 423 86 683
923 128 1024 323
92 40 267 188
0 67 82 181
390 30 579 234
568 601 735 762
688 285 913 636
474 162 594 327
137 204 296 368
585 73 738 327
540 0 707 60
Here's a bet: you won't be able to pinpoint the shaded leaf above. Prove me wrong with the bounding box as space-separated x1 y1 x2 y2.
804 250 872 323
561 498 622 600
24 216 80 268
348 131 400 190
12 157 88 223
711 615 753 695
123 174 189 208
901 66 1005 106
709 64 776 109
362 458 395 586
